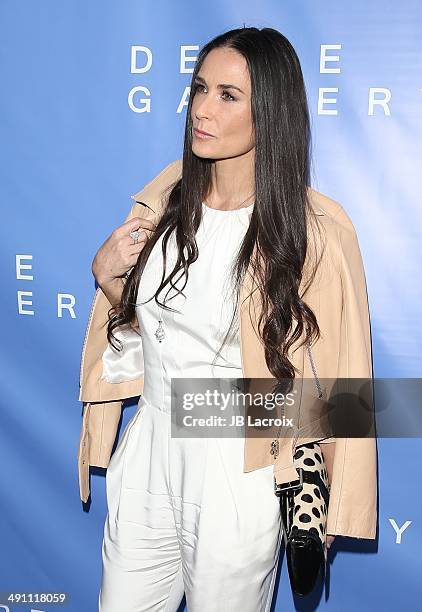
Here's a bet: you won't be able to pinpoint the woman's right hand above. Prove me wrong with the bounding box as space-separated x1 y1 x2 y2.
92 215 157 286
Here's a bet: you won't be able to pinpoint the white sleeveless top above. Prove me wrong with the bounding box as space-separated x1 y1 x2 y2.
134 201 254 413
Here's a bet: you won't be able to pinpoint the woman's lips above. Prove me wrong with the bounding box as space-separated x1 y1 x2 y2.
193 127 215 139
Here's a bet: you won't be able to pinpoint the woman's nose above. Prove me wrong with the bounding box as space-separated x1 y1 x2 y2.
194 94 217 119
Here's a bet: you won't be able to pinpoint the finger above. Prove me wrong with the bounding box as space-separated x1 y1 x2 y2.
127 240 149 258
122 225 154 267
126 228 150 248
123 216 157 234
121 220 155 244
126 227 153 253
123 245 148 273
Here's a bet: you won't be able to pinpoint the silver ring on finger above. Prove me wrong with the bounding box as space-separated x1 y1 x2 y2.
129 229 147 245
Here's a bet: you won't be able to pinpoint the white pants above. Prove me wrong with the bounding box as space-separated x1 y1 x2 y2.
98 398 283 612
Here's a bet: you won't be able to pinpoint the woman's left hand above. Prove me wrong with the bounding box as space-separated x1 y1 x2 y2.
326 534 335 549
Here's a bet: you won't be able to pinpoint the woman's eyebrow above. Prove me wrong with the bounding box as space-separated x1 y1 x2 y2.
194 75 244 94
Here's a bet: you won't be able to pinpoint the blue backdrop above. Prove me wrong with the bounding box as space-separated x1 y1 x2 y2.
1 1 421 610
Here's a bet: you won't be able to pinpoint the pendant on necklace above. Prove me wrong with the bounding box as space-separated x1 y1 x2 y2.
155 318 166 342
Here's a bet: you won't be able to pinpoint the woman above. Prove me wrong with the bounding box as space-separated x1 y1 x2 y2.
78 26 377 611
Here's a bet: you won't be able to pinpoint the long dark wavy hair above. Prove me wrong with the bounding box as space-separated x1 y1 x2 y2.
107 26 325 384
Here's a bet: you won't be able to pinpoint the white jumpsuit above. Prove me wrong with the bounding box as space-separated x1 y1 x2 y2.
98 202 284 612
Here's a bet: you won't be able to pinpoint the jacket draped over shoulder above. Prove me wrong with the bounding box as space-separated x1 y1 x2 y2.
77 159 377 540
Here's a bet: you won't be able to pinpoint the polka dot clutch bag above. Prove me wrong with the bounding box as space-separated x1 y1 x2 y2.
274 442 330 596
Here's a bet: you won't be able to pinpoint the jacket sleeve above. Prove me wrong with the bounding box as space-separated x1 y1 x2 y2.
337 219 374 379
76 202 137 502
325 214 378 539
77 401 123 503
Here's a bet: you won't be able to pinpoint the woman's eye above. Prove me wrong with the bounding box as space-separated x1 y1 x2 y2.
222 90 235 101
193 84 235 101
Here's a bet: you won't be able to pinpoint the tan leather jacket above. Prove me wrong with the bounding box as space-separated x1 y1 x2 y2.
77 159 377 540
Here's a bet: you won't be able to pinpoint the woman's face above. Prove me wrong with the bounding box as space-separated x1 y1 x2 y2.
190 47 255 160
